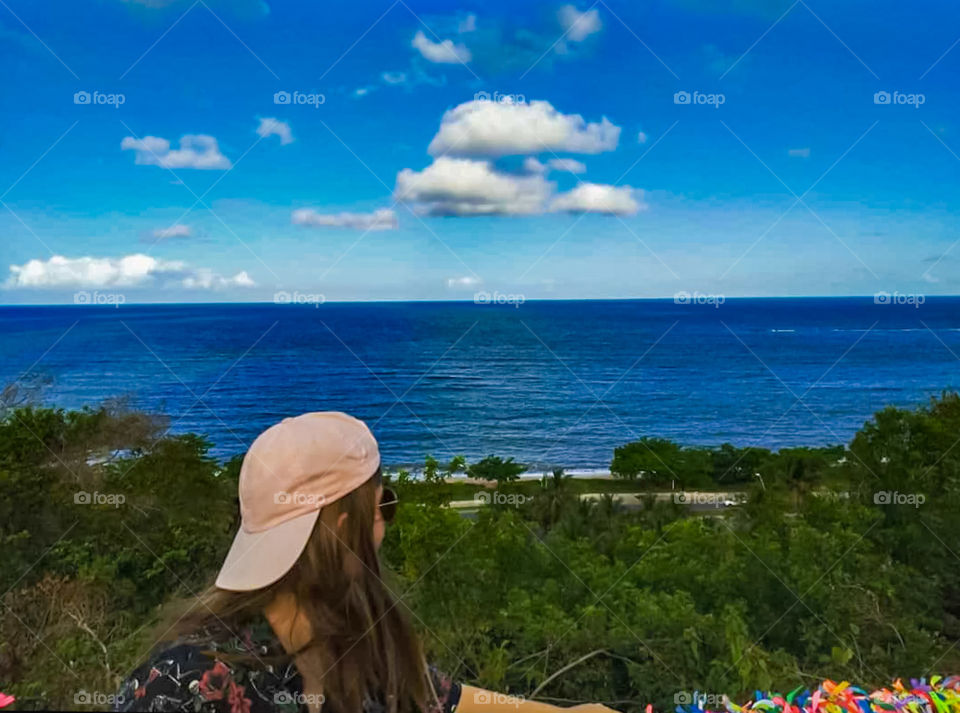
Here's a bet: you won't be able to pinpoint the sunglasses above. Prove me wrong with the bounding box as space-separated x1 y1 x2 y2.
379 487 398 523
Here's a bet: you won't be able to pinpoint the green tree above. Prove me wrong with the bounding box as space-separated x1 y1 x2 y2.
467 455 526 484
528 467 576 527
7 396 960 711
611 437 712 488
710 443 772 485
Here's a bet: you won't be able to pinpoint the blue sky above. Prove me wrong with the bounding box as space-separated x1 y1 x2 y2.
1 0 958 303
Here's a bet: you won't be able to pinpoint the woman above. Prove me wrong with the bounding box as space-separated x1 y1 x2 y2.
115 412 619 713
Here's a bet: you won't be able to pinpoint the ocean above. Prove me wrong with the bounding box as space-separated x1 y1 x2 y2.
1 297 957 469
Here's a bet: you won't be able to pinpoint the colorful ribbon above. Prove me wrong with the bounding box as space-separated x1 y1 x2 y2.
671 677 960 713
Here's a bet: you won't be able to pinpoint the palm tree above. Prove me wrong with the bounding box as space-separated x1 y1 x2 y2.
536 467 574 527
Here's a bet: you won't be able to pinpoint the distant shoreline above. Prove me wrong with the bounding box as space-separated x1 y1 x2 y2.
440 470 614 487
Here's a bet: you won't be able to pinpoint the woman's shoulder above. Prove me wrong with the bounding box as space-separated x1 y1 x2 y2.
113 629 301 713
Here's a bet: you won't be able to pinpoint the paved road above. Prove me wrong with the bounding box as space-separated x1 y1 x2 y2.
448 491 747 513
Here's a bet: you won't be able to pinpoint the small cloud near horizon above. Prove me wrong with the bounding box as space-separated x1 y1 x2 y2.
447 276 481 289
6 254 254 290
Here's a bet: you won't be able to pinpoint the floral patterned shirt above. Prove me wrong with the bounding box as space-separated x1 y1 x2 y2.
113 616 461 713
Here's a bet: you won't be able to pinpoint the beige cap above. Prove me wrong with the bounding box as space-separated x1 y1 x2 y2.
215 412 381 591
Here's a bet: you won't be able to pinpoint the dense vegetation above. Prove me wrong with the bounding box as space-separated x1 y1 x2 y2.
2 394 960 711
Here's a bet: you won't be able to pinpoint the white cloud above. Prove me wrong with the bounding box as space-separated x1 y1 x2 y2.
523 157 586 174
458 13 477 33
379 68 446 89
256 117 293 145
382 71 407 84
550 183 643 215
558 5 602 42
788 147 811 158
7 254 173 288
411 30 472 64
546 158 587 174
396 100 644 219
523 157 547 174
152 224 191 239
428 99 620 157
121 134 232 169
291 208 398 231
447 275 481 288
637 131 649 144
181 269 255 289
396 157 553 216
6 254 255 290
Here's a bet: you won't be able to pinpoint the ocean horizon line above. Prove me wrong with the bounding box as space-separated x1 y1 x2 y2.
0 293 954 308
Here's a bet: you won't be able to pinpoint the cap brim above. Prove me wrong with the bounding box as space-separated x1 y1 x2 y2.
215 508 320 591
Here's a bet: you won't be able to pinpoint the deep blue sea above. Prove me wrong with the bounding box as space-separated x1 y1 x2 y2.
1 298 958 469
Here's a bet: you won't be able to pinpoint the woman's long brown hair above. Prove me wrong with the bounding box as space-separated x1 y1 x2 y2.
159 471 433 713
